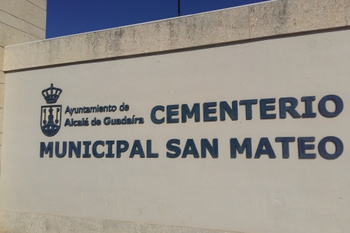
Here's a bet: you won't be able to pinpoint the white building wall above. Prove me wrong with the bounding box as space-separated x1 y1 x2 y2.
0 0 46 165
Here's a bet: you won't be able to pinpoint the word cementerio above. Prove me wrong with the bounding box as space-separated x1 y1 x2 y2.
150 95 343 124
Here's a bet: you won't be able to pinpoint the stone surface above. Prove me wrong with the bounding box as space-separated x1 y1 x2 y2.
0 22 41 47
27 0 47 10
4 0 349 72
248 0 290 37
0 71 4 84
0 46 3 71
249 0 347 38
0 0 46 30
0 0 46 199
2 28 350 233
0 83 3 106
283 0 346 32
0 209 237 233
346 0 350 25
1 1 350 233
0 10 45 39
0 107 2 132
3 5 250 71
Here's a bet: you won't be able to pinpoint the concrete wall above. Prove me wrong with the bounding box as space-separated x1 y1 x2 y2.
0 0 46 165
1 0 350 233
4 0 350 71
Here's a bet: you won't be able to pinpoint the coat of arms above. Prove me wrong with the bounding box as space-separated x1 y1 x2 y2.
40 84 62 137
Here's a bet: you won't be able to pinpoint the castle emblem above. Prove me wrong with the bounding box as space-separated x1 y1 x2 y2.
40 84 62 137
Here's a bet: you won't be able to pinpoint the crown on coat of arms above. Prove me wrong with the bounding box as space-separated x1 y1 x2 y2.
42 83 62 104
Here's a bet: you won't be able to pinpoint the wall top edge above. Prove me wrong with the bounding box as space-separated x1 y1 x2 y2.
4 0 350 72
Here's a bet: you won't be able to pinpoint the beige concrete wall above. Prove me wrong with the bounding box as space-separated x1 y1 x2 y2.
0 0 46 164
4 0 350 71
3 27 350 233
0 209 237 233
0 0 46 39
1 0 350 233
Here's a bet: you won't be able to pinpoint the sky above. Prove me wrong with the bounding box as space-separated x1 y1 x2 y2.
46 0 268 39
